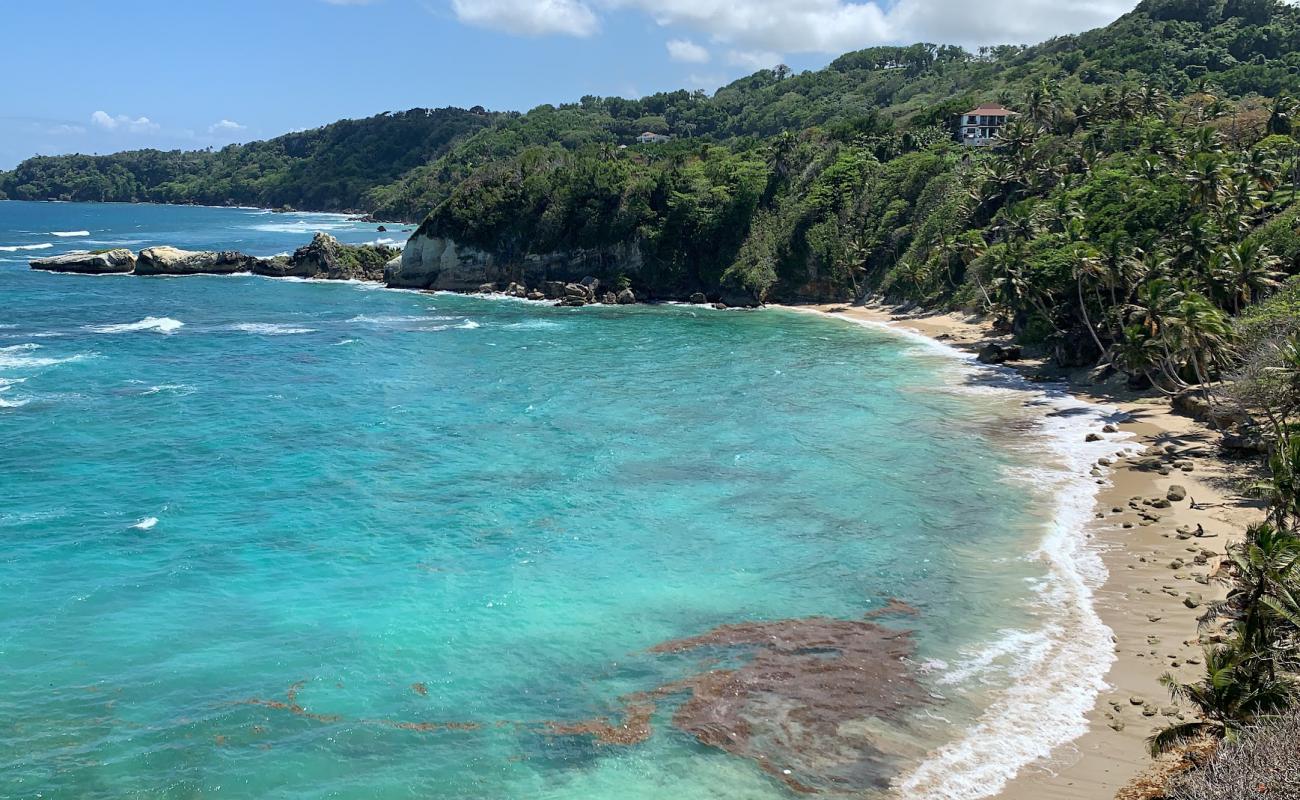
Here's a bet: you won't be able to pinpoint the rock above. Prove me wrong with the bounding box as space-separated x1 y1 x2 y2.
1086 433 1103 442
616 288 636 305
1102 424 1119 433
505 281 527 298
1167 485 1187 502
29 248 135 274
261 232 394 281
476 282 496 294
1129 696 1146 705
689 292 708 305
1151 498 1172 509
976 342 1022 364
563 283 588 300
601 292 618 304
377 225 387 232
1183 594 1202 609
1098 458 1113 466
580 276 600 297
543 281 567 300
526 290 545 301
712 302 728 310
136 246 257 276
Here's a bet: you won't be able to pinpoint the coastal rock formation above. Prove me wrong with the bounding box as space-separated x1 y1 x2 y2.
252 233 396 281
387 229 644 293
29 248 136 274
976 342 1022 364
136 246 257 276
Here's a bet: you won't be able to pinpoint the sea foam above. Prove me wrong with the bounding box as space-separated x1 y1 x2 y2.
0 243 53 252
88 317 184 335
51 230 90 237
226 323 316 335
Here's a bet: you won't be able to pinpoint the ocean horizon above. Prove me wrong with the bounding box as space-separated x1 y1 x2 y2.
2 201 1125 799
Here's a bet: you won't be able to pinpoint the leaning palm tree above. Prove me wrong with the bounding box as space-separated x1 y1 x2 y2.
1148 643 1295 755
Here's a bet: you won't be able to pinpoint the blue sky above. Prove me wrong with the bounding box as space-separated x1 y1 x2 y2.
0 0 1135 169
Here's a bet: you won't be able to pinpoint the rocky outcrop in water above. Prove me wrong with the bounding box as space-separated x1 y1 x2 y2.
29 249 136 274
260 232 393 281
135 246 258 276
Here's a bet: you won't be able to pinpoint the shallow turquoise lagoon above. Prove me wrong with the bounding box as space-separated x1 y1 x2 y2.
0 202 1116 799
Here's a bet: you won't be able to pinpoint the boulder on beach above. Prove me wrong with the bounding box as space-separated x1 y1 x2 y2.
30 248 136 274
136 246 256 276
690 292 708 305
616 288 636 305
976 342 1022 364
1167 485 1187 502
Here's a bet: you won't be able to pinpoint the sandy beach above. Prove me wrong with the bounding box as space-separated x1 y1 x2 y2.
788 302 1265 800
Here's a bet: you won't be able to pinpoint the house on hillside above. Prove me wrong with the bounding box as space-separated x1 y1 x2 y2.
958 103 1016 146
637 131 671 144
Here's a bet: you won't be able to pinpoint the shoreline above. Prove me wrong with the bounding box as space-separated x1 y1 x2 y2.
787 302 1263 800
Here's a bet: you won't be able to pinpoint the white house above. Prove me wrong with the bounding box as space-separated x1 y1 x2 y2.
636 131 671 144
959 103 1016 146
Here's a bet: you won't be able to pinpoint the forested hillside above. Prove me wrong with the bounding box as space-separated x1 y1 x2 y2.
0 108 493 213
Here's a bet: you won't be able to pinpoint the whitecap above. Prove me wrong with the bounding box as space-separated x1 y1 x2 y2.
0 243 53 252
226 323 316 335
141 384 196 397
503 320 563 330
0 345 91 371
51 230 90 237
346 314 431 325
458 320 480 329
0 396 29 408
250 221 354 234
365 237 405 248
88 317 184 335
130 517 159 530
333 338 357 346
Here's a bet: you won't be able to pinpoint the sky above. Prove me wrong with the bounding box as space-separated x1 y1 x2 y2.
0 0 1138 169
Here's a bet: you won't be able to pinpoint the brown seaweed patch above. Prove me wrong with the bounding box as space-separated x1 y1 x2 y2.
643 616 927 794
411 682 428 696
546 703 655 745
240 682 480 732
863 597 920 619
237 612 925 793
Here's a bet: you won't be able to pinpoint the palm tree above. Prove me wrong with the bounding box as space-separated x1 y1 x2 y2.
1205 523 1300 668
1071 243 1108 359
1209 240 1284 314
1186 152 1229 209
1148 643 1295 755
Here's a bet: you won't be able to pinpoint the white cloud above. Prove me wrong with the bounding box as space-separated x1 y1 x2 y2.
666 38 709 63
90 111 159 133
451 0 599 36
726 49 784 70
209 119 247 134
447 0 1136 53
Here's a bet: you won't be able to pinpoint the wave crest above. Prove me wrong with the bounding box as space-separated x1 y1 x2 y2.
88 317 184 335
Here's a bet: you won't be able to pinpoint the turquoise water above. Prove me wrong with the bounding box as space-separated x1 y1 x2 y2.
0 202 1116 799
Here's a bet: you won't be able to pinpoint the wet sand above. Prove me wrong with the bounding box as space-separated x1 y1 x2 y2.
785 303 1263 800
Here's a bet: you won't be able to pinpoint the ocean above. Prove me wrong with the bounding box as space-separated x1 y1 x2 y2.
1 201 1125 799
